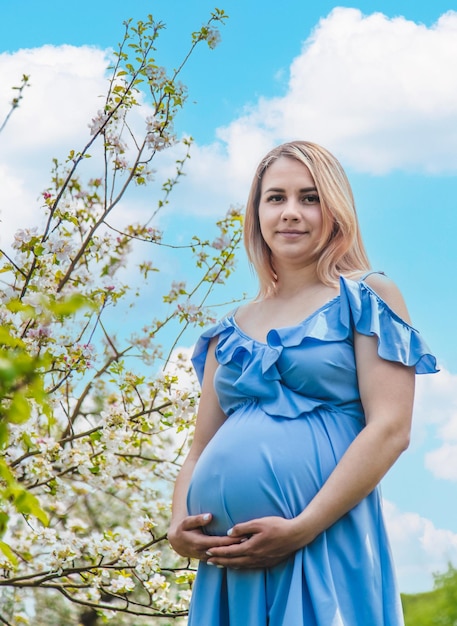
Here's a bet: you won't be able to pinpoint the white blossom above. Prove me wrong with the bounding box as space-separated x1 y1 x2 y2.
206 27 221 49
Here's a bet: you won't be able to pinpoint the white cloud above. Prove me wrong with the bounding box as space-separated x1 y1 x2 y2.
412 368 457 432
0 45 109 157
0 45 111 248
426 444 457 481
384 500 457 593
0 163 38 246
184 7 457 188
408 368 457 481
284 8 457 172
161 7 457 218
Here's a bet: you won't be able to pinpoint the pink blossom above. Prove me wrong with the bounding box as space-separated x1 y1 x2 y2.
89 110 108 135
212 235 231 250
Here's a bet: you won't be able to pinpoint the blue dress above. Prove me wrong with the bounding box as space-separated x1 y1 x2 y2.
187 275 437 626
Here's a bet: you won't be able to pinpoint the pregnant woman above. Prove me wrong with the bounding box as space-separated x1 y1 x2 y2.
168 141 437 625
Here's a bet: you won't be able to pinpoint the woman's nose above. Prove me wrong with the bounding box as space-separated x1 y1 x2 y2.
281 200 300 219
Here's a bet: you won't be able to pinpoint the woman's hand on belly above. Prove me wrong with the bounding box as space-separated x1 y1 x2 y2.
168 513 248 561
205 516 305 569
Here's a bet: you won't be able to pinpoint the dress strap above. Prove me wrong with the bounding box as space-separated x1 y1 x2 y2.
360 270 386 281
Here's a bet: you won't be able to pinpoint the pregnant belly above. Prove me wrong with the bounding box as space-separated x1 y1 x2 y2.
186 402 361 536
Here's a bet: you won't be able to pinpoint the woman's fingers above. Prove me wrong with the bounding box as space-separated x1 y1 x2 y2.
180 512 212 530
169 513 249 561
205 517 301 569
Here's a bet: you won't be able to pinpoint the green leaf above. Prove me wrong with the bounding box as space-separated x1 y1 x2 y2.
46 294 92 317
14 490 49 526
7 394 31 424
6 299 35 317
0 327 25 349
0 459 15 483
0 510 9 537
0 540 18 566
0 420 8 447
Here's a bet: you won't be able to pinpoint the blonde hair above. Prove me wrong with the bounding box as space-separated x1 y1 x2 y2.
243 141 370 296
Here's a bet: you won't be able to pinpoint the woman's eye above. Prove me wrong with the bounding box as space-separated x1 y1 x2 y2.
267 194 284 203
302 194 320 204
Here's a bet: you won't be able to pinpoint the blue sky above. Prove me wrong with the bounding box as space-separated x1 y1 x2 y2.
1 0 457 593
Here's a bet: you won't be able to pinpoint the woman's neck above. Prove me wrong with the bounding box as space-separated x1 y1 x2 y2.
272 264 323 299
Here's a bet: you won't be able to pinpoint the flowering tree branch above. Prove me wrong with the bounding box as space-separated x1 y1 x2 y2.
0 8 241 625
0 75 30 136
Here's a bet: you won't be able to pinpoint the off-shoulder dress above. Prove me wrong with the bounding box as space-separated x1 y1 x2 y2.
186 274 438 626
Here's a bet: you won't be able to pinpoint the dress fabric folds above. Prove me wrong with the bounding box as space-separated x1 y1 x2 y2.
186 275 438 626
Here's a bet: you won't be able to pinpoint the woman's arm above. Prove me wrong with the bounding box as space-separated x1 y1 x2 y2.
204 275 416 568
288 274 415 542
168 337 246 560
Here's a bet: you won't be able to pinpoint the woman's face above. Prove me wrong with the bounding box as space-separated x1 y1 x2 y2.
258 156 323 268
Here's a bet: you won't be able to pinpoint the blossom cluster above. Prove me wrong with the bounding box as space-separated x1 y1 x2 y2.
145 114 177 152
1 356 201 620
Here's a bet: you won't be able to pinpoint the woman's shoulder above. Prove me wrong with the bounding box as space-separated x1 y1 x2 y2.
346 271 411 324
231 299 260 323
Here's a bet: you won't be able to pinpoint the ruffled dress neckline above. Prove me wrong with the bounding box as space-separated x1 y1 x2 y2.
230 294 342 346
